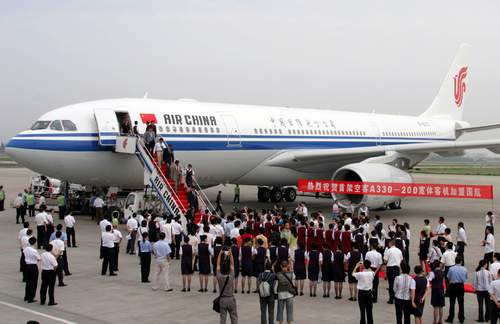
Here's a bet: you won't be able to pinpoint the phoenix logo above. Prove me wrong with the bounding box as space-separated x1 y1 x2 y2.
453 66 468 108
122 138 128 149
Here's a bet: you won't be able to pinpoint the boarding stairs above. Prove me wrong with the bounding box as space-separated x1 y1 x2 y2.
115 136 213 226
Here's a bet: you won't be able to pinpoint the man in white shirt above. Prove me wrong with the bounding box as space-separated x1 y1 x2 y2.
490 253 500 279
154 138 165 166
484 226 496 265
365 244 383 303
172 217 183 259
489 268 500 323
126 213 139 254
20 228 33 283
35 207 48 249
99 217 112 232
23 236 40 303
93 195 105 222
358 203 369 217
384 239 404 304
40 244 58 305
353 260 375 324
434 217 447 237
101 225 117 276
393 262 415 324
50 231 67 287
332 200 340 220
112 225 123 272
230 220 241 239
64 213 77 248
441 242 457 295
456 222 467 265
486 211 496 234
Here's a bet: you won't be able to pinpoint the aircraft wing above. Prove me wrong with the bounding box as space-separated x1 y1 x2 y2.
265 139 500 169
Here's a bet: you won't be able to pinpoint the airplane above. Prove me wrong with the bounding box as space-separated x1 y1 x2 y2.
6 44 500 209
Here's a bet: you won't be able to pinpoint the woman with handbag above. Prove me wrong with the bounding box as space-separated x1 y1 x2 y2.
276 260 296 324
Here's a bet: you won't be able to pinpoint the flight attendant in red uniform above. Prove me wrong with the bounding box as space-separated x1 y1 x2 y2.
297 222 307 248
315 224 325 252
306 223 316 251
341 224 352 254
325 223 335 251
252 217 261 236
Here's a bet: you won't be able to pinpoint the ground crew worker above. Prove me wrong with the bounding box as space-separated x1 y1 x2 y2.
24 236 40 303
0 185 5 211
233 185 240 204
26 191 35 217
57 193 66 220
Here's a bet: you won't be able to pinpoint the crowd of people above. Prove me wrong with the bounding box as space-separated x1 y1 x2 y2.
6 177 500 324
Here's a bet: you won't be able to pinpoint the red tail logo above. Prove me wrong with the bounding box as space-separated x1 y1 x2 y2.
453 66 468 108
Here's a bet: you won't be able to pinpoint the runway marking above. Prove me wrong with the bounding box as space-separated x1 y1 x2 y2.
0 300 77 324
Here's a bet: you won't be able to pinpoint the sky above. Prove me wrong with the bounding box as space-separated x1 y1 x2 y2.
1 0 500 143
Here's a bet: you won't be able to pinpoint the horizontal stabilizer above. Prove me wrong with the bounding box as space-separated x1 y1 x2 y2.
456 123 500 135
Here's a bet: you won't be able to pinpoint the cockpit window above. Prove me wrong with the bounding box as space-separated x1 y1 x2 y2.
49 120 63 131
62 120 77 131
30 121 51 130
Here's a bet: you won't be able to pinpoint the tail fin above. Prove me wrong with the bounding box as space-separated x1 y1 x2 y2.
420 43 471 120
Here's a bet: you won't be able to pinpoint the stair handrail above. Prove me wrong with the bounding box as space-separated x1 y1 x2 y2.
136 139 187 215
182 165 217 214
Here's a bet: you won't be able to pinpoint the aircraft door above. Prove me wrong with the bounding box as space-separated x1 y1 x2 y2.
220 114 242 147
94 109 120 146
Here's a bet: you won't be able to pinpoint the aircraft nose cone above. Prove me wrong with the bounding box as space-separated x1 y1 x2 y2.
5 133 24 165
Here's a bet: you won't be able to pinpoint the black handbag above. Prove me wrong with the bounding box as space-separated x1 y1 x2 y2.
213 276 229 313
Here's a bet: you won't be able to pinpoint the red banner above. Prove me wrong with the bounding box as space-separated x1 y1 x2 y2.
298 179 494 199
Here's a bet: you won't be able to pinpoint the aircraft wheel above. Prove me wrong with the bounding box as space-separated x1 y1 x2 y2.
270 188 283 202
258 187 271 202
284 187 297 202
389 199 402 209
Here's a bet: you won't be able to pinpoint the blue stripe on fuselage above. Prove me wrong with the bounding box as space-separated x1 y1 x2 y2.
6 137 451 152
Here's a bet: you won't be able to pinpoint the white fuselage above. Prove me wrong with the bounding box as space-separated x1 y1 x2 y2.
6 98 457 189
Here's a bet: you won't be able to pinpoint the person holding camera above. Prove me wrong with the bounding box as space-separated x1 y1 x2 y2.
216 245 238 324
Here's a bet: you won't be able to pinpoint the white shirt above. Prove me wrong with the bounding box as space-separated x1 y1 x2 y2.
154 142 165 153
14 196 23 207
35 212 48 226
490 279 500 301
21 235 32 249
457 228 467 244
64 214 76 228
474 269 492 291
384 246 403 267
435 223 447 235
485 233 496 253
18 228 28 241
127 218 139 231
99 219 112 232
23 246 40 264
486 214 496 227
172 221 183 235
490 261 500 279
428 246 442 263
93 197 104 208
112 229 123 243
353 270 375 290
441 250 457 267
46 213 54 225
230 227 240 239
40 252 58 270
365 250 383 268
39 196 46 205
101 232 115 248
161 223 174 243
51 238 65 252
394 274 416 300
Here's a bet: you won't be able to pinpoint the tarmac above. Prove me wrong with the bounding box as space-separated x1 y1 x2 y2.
0 167 498 324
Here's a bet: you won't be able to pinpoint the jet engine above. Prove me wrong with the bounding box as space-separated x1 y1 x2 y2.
332 163 413 209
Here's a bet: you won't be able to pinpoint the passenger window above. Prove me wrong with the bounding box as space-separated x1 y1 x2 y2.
31 120 51 130
166 126 170 132
49 120 63 131
192 126 196 133
179 126 183 133
204 127 208 133
61 120 77 131
216 127 220 133
158 126 163 132
185 127 189 133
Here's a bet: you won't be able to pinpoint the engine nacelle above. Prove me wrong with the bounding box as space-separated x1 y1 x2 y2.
332 163 413 209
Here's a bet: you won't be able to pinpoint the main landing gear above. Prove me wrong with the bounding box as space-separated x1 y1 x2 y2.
257 186 297 203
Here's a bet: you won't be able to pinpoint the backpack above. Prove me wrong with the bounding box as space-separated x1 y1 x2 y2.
258 272 272 298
